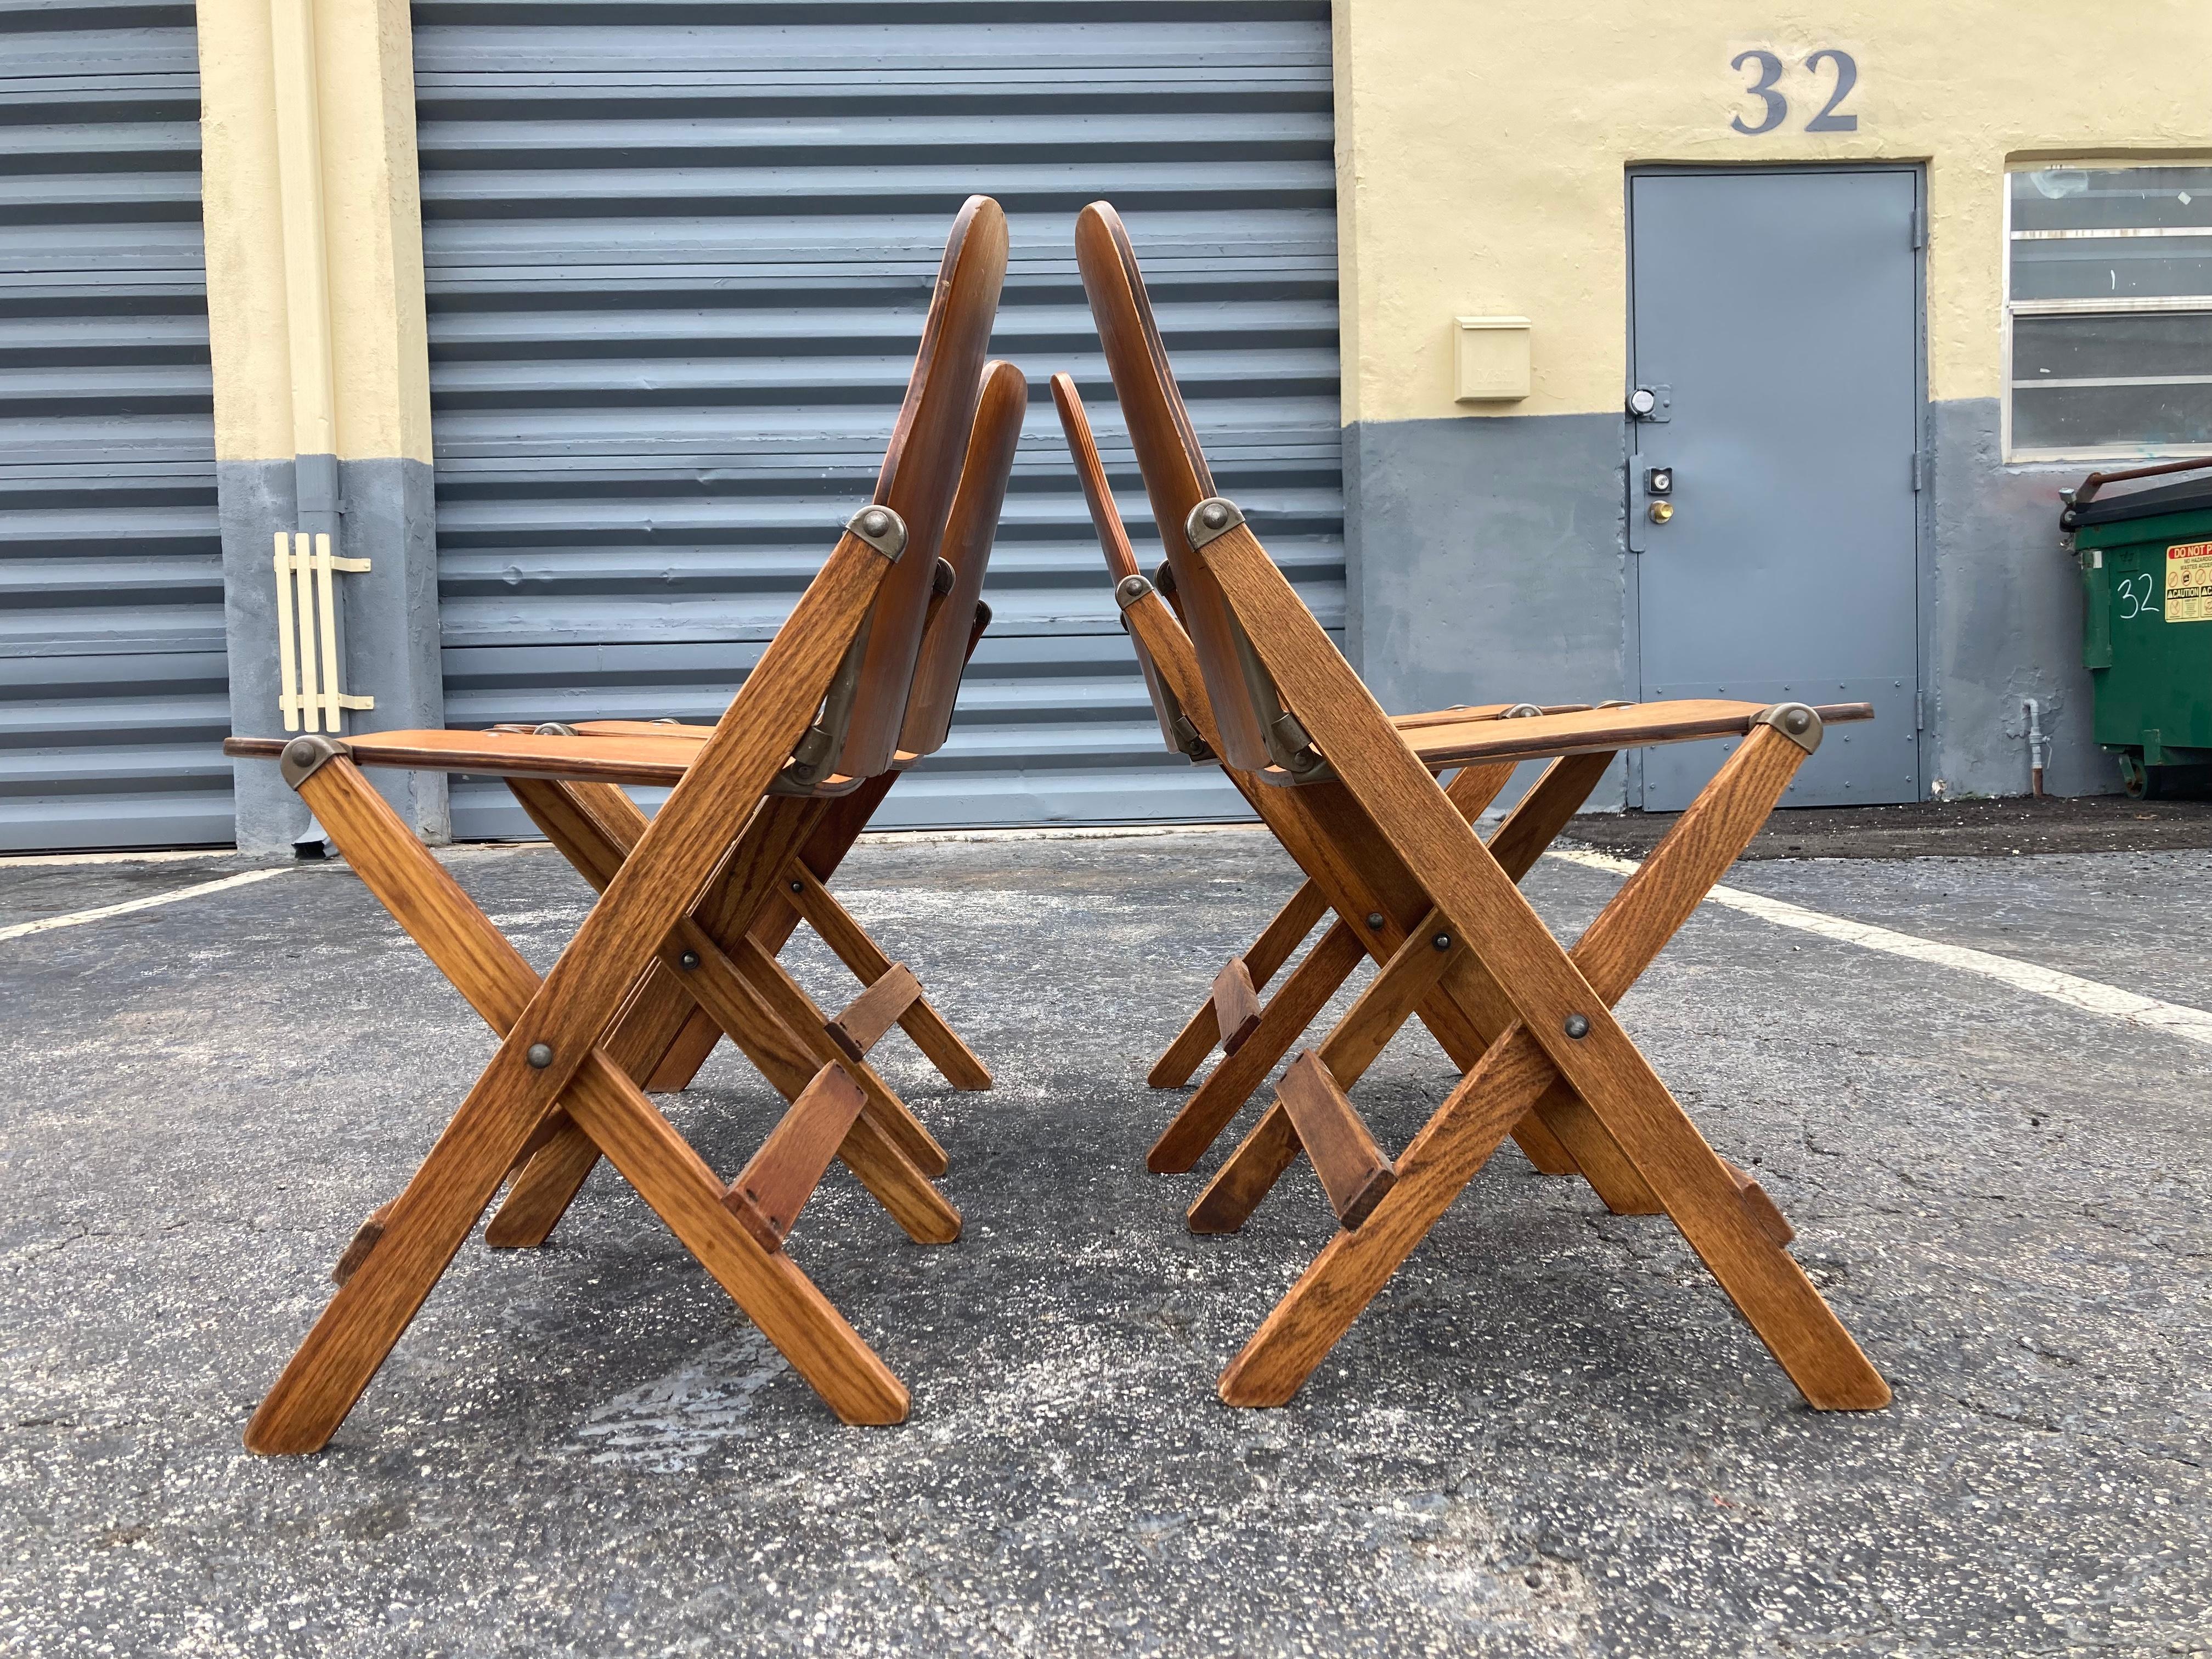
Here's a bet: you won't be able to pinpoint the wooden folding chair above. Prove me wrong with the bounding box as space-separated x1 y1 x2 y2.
1075 200 1889 1411
219 196 1009 1450
470 357 1026 1252
1055 373 1611 1189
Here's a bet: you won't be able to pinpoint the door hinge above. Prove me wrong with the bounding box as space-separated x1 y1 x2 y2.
1915 691 1926 731
1911 450 1932 492
1910 200 1925 249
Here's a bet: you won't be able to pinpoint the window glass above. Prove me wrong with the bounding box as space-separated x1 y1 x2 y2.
2007 166 2212 456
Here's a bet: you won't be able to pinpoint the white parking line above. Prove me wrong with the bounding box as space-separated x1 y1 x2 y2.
0 868 289 944
1548 848 2212 1050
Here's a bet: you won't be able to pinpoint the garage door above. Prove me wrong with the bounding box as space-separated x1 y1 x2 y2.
0 2 229 852
410 0 1340 834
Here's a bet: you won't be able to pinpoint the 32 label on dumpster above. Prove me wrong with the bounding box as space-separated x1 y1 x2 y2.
2167 542 2212 623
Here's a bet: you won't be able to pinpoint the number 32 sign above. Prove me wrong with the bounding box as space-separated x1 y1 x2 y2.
1731 48 1860 134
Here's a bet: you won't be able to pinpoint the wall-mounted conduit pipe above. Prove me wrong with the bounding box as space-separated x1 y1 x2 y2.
268 0 370 737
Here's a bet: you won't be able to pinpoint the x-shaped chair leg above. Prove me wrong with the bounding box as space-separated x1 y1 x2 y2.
477 778 958 1251
244 539 933 1452
251 754 936 1449
1187 748 1683 1234
1086 573 1599 1188
640 772 994 1097
1149 751 1660 1214
1197 518 1888 1412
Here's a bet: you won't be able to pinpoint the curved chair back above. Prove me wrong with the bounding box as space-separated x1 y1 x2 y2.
828 195 1009 780
1075 201 1297 778
899 359 1026 759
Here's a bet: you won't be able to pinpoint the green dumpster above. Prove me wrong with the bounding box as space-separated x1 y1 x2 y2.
2063 459 2212 797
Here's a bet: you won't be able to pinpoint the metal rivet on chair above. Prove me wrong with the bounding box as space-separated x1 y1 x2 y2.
1200 502 1229 531
679 951 701 970
1563 1014 1590 1040
1431 933 1452 952
526 1042 554 1069
860 508 891 538
1782 706 1812 735
1365 912 1385 930
789 878 804 893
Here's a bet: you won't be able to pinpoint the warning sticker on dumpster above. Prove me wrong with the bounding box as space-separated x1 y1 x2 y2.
2168 541 2212 622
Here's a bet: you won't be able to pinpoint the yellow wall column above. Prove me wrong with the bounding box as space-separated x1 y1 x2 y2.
196 0 443 850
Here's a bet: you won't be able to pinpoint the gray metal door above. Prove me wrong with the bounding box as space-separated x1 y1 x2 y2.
0 2 228 851
1628 167 1922 810
410 1 1341 837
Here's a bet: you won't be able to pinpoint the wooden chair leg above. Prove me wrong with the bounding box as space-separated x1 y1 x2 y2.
560 1059 909 1425
1150 879 1329 1087
1148 921 1368 1172
1160 754 1617 1193
783 859 992 1091
499 776 951 1192
252 766 903 1449
1233 717 1881 1409
1196 531 1887 1409
726 1063 872 1249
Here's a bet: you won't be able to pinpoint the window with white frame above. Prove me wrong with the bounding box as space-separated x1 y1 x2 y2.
2007 165 2212 459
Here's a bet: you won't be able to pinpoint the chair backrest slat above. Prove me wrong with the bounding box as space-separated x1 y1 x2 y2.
1051 371 1209 764
899 359 1026 758
830 195 1009 780
1075 201 1291 776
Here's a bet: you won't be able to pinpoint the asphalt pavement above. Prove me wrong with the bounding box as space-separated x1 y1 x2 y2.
0 821 2204 1657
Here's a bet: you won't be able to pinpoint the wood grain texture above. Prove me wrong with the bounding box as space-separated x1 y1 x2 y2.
1723 1158 1796 1248
826 962 924 1061
1210 958 1263 1057
1200 521 1886 1410
784 857 991 1091
1203 539 1893 1407
560 1055 908 1424
518 774 952 1183
329 1200 394 1288
1148 922 1365 1173
730 1063 872 1247
1146 879 1329 1089
834 196 1006 780
1120 588 1570 1179
1274 1052 1395 1230
244 533 896 1454
900 359 1025 756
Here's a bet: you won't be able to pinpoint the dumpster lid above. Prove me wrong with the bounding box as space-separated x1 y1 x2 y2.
2064 457 2212 530
2067 476 2212 528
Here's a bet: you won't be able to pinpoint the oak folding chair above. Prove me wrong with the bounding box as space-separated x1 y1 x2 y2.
1074 200 1889 1411
470 357 1027 1253
1053 372 1606 1187
219 195 1010 1449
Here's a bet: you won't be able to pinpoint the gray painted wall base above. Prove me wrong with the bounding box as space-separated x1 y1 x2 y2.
1346 414 1633 808
1345 402 2118 809
1929 397 2119 799
218 457 448 853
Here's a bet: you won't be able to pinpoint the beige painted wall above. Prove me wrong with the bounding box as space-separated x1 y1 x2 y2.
195 0 431 462
1333 0 2212 425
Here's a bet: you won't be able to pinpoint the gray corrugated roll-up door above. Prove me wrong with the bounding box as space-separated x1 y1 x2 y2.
0 1 228 852
410 0 1341 836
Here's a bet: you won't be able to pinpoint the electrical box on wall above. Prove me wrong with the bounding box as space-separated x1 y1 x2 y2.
1454 315 1531 402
